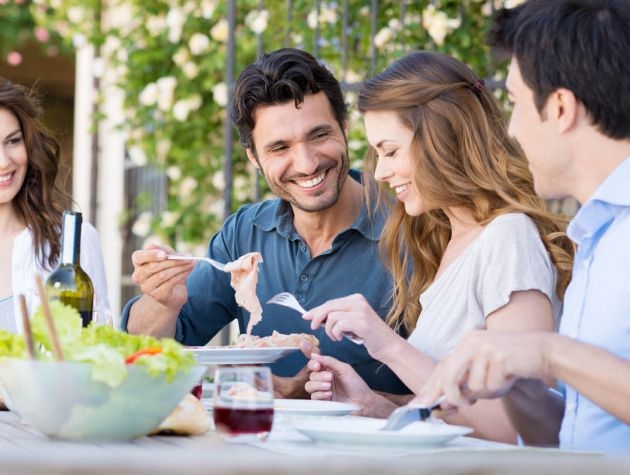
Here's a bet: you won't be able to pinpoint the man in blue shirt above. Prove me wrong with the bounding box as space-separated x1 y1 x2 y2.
122 48 409 398
418 0 630 453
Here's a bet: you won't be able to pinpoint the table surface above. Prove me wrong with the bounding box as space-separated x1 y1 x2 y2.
0 410 628 475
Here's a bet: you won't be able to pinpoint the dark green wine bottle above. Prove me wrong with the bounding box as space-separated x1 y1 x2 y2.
46 211 94 327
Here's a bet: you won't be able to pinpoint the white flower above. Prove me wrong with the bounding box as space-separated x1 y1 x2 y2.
146 15 166 36
423 5 461 47
67 6 84 23
156 76 177 111
307 10 318 29
172 47 190 65
91 57 105 78
182 61 199 79
172 95 201 122
179 177 198 200
161 211 179 228
72 33 87 48
320 5 337 24
189 33 210 55
212 82 228 107
156 139 171 162
245 9 269 35
348 139 363 152
166 165 182 181
212 171 225 191
132 211 153 237
139 82 158 106
173 100 191 121
128 146 147 166
374 27 393 49
166 7 185 43
201 0 217 19
210 19 229 42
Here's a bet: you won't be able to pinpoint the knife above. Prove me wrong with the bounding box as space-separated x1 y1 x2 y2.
380 396 446 431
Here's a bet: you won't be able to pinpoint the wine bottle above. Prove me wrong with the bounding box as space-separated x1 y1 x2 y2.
46 211 95 327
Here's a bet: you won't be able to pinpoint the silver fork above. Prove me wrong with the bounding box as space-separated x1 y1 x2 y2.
267 292 364 345
166 254 227 272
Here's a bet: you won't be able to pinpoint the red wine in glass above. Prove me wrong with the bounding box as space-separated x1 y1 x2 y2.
213 406 274 435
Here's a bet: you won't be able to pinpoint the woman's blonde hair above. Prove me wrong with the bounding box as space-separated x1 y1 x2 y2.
358 51 574 334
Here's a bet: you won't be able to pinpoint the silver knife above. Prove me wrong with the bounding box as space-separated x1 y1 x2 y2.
380 396 446 431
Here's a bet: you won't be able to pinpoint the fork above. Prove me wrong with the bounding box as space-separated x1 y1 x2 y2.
267 292 364 345
166 254 227 272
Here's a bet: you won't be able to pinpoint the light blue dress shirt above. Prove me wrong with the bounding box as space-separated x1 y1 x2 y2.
559 156 630 453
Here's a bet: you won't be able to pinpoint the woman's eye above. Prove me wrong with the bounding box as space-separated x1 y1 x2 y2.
384 150 396 158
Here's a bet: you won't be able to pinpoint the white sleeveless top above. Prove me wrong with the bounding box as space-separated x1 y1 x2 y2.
0 296 16 332
407 213 561 361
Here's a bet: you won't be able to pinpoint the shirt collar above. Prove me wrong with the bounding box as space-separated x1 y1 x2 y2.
568 156 630 243
252 169 385 242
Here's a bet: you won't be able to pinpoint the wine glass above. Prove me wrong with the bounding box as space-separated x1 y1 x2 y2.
92 308 114 327
212 366 274 441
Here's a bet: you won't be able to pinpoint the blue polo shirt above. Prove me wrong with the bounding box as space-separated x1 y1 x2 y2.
559 156 630 453
121 172 410 395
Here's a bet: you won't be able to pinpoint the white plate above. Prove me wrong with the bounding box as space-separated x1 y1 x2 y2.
291 416 472 449
275 399 359 416
203 398 357 416
185 346 300 365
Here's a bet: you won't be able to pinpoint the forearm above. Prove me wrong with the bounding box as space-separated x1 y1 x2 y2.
502 378 563 447
547 334 630 424
375 337 437 394
126 295 179 338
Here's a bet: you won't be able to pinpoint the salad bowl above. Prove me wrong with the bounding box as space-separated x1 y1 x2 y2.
0 359 205 441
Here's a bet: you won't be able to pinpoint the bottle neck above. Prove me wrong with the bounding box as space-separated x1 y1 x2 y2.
59 211 82 265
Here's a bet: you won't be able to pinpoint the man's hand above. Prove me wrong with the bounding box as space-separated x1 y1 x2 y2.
418 330 552 408
131 243 195 310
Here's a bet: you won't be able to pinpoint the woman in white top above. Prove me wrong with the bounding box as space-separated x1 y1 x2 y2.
303 52 574 443
0 78 109 333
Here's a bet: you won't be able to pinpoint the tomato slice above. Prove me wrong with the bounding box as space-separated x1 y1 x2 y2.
125 347 162 364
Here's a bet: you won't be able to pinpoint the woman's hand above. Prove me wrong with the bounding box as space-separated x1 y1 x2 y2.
302 294 399 357
305 353 375 414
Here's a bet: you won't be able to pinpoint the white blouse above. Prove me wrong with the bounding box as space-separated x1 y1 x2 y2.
3 224 110 333
407 213 561 361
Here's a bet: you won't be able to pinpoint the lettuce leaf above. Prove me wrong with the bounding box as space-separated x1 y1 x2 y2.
0 302 195 387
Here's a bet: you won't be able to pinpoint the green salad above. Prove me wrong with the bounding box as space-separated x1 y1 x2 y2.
0 302 195 388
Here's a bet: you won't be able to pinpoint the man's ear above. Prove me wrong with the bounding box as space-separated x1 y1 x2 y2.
246 148 260 169
553 88 579 134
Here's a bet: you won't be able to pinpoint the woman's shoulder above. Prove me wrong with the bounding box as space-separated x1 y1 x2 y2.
481 212 539 239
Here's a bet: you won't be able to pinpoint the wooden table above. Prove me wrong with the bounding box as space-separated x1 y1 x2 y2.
0 411 628 475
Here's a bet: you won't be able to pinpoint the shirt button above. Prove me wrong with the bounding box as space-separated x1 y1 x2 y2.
299 245 306 252
582 260 589 268
300 274 308 282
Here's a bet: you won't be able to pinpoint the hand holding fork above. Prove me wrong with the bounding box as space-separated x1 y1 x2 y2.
267 292 364 345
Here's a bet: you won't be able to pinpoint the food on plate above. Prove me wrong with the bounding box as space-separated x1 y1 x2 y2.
224 252 264 334
234 330 319 349
152 393 211 436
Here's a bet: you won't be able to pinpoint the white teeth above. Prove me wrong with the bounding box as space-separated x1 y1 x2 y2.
394 184 409 194
0 172 14 184
296 172 325 189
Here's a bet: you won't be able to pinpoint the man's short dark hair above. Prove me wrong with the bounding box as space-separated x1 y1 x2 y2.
490 0 630 139
230 48 347 152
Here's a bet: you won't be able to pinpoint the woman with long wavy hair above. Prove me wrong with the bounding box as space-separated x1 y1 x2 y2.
303 51 574 443
0 78 109 332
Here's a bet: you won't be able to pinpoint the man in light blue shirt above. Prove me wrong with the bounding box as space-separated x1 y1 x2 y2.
122 48 409 399
418 0 630 453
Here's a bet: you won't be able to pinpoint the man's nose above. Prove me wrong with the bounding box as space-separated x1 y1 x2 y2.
292 142 318 175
